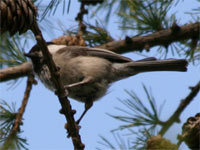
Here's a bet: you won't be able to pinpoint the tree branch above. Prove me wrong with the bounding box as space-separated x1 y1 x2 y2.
0 62 32 82
2 73 35 149
97 22 200 53
76 2 87 35
159 81 200 136
31 22 84 150
0 22 199 82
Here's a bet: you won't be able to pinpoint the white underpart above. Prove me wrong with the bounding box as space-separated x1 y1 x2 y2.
47 44 67 54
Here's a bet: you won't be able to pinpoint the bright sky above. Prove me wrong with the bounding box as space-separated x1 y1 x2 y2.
0 1 199 150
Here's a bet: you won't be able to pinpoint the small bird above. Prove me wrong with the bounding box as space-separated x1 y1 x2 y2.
25 42 188 124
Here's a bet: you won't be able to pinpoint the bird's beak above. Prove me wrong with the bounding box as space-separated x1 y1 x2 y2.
24 52 39 59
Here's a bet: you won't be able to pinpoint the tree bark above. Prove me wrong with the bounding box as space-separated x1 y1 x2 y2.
0 62 32 82
97 22 199 53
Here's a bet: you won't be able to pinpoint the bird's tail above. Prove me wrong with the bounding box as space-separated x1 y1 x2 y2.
112 58 188 81
130 58 188 72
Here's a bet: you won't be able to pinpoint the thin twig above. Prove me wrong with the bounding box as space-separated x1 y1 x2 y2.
2 73 35 148
159 81 200 136
31 22 84 150
76 2 87 36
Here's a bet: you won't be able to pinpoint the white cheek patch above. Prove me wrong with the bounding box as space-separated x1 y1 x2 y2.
48 44 67 54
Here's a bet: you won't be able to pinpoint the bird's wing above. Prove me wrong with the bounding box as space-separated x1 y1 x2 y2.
55 46 133 63
81 47 133 62
135 57 157 62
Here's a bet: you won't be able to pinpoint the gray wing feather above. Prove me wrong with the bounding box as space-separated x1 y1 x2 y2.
83 47 132 62
56 46 133 63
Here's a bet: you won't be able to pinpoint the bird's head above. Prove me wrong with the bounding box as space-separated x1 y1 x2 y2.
24 42 56 72
24 42 67 72
24 42 55 60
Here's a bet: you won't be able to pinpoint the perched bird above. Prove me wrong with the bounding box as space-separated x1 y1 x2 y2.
25 42 188 123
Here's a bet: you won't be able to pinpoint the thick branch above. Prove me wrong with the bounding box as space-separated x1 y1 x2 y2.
0 62 32 82
3 74 34 148
31 23 84 150
0 22 199 82
97 22 200 53
159 81 200 136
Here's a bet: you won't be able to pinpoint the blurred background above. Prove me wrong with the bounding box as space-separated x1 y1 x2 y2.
0 0 199 150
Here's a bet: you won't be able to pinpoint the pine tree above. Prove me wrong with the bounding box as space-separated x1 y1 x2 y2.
0 0 199 149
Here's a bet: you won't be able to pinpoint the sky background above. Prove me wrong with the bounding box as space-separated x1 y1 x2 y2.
0 0 200 150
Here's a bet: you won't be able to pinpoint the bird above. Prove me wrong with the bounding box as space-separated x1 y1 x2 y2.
24 42 188 124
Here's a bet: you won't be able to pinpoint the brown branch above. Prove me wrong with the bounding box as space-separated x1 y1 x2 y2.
159 81 200 136
3 73 35 149
31 22 84 150
0 22 199 82
97 22 200 53
0 62 32 82
75 2 87 36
